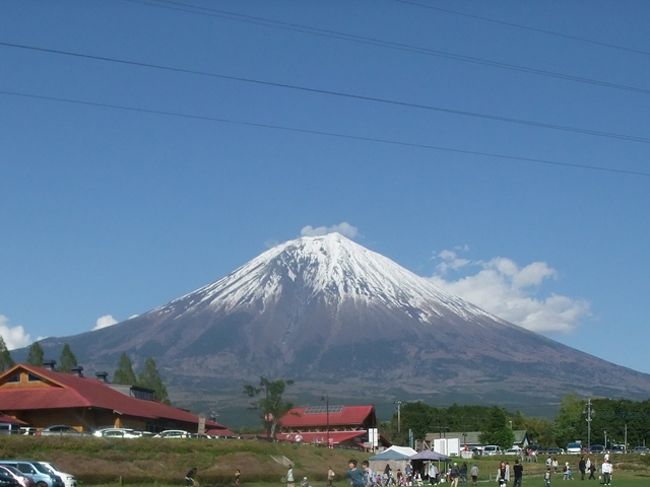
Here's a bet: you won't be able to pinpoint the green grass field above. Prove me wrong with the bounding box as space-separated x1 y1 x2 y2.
1 437 649 487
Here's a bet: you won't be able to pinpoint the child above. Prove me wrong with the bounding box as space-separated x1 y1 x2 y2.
544 468 552 487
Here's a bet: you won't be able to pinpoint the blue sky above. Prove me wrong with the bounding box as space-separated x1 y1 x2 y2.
1 1 649 374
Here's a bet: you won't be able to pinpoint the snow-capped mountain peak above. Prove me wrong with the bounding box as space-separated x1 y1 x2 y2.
166 232 497 324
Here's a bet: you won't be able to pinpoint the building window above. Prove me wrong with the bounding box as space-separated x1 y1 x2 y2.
6 373 20 383
27 374 41 382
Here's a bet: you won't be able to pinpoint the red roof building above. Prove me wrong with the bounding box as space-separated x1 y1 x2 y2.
0 363 230 434
277 404 379 449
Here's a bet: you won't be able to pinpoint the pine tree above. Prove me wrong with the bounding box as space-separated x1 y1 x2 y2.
58 343 78 372
113 352 137 385
26 341 44 366
137 357 169 404
0 336 15 372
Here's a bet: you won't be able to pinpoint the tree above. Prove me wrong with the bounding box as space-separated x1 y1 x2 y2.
553 394 586 447
244 376 294 439
137 357 169 404
26 341 44 366
0 336 14 372
113 353 137 385
479 406 515 449
58 343 78 372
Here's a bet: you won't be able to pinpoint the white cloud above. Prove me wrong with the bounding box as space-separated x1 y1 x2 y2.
0 314 32 350
430 253 590 333
300 221 359 239
434 248 471 274
93 314 118 331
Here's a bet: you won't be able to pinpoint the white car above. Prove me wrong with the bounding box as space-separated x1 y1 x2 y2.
153 429 191 439
505 447 522 455
36 463 76 487
93 428 141 439
566 442 583 455
482 445 503 456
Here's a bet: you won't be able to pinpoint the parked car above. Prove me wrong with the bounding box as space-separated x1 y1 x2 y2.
0 466 33 487
482 445 503 456
93 428 140 439
0 462 62 487
632 446 649 455
589 444 605 454
153 430 191 439
504 447 522 456
546 447 565 455
610 444 626 454
33 464 75 487
39 425 81 437
0 471 21 487
566 442 583 454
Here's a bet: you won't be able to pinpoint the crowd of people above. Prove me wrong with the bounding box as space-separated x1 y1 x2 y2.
340 453 615 487
344 459 480 487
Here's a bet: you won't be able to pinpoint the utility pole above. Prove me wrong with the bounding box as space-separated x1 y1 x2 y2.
624 423 628 452
585 398 593 450
394 400 403 434
604 430 608 449
321 395 330 448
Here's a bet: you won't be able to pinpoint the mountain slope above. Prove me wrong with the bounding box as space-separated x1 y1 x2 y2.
36 233 650 414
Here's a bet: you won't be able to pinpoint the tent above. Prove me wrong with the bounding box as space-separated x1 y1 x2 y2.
370 446 417 461
410 450 450 461
369 446 417 478
409 449 452 483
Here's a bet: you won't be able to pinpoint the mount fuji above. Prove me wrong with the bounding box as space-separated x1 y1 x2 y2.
35 233 650 416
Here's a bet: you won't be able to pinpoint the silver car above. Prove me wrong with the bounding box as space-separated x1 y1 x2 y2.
34 464 75 487
0 462 61 487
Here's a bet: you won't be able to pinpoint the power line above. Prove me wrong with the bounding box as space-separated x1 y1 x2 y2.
2 88 648 178
2 41 650 146
122 0 650 97
395 0 650 58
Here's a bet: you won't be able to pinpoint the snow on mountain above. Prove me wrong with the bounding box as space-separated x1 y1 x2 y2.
164 233 501 325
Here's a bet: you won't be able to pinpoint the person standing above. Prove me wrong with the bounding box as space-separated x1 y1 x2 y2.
601 460 612 486
287 466 295 487
513 459 523 487
544 468 552 487
469 465 479 486
348 460 366 487
327 466 336 487
427 462 438 485
449 463 459 487
459 463 467 487
234 469 241 487
587 460 596 480
497 462 507 487
578 457 586 480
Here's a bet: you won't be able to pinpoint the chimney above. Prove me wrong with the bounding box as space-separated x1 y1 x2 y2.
42 360 57 371
95 371 109 383
71 365 84 377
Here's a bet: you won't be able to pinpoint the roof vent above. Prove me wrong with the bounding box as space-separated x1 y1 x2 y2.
95 371 109 383
71 365 84 377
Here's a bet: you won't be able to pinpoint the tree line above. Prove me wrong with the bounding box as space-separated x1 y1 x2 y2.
0 336 169 403
384 396 650 449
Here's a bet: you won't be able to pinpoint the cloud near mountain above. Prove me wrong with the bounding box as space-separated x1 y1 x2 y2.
0 314 32 350
431 249 590 333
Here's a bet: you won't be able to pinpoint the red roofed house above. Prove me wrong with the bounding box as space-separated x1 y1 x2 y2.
277 404 383 449
0 363 231 434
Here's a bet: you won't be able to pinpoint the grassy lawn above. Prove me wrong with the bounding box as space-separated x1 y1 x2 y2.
1 438 649 487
